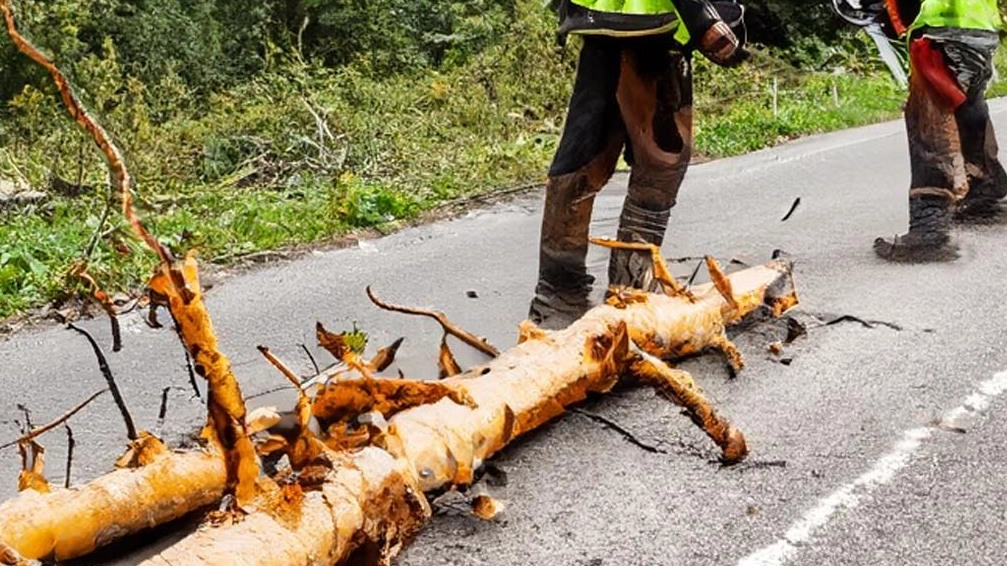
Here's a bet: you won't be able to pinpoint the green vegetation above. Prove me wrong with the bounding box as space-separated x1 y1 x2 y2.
0 0 1004 319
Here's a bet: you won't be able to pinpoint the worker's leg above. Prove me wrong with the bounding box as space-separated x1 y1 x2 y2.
949 35 1007 218
608 43 693 289
530 37 625 328
875 39 962 262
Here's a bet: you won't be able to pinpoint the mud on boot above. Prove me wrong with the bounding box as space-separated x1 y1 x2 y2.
955 175 1007 224
875 194 957 262
608 244 661 292
528 278 594 330
954 196 1004 224
607 202 673 292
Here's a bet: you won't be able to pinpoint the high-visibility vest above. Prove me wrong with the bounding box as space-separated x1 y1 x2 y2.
887 0 1003 36
562 0 692 45
914 0 1003 31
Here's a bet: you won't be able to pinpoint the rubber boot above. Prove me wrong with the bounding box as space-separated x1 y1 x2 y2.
956 179 1006 221
955 157 1007 221
529 173 601 329
607 199 671 292
954 101 1007 222
874 194 958 262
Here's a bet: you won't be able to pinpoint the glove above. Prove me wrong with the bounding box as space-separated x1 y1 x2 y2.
699 20 750 67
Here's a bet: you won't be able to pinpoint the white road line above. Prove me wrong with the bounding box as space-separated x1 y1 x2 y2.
738 370 1007 566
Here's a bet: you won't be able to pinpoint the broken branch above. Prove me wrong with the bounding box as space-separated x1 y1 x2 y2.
367 286 500 357
438 333 463 379
299 343 320 375
69 262 122 352
62 425 74 489
628 343 747 464
591 238 695 300
0 390 107 451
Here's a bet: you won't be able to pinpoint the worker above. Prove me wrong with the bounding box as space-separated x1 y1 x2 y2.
530 0 749 328
872 0 1005 261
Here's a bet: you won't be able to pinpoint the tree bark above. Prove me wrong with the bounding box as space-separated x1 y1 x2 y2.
134 257 796 566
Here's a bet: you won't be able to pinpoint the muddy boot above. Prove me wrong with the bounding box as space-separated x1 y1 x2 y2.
529 171 611 330
955 193 1004 222
528 276 594 330
954 88 1007 223
607 200 671 292
955 168 1007 222
874 194 958 262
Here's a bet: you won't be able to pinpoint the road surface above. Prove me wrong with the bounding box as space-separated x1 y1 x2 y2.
2 99 1007 566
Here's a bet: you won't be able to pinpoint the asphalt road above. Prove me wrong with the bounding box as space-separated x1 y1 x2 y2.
3 99 1007 566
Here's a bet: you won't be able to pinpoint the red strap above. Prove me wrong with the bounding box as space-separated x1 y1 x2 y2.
884 0 908 37
910 38 967 109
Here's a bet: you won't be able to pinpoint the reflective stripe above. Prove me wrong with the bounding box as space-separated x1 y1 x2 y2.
571 20 682 38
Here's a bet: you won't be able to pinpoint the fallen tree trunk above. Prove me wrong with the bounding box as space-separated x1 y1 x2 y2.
0 255 795 565
0 437 225 562
138 256 797 566
387 256 796 492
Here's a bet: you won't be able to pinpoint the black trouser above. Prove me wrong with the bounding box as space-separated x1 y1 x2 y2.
532 35 693 319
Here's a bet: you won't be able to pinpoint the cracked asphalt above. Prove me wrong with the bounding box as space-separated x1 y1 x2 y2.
2 99 1007 565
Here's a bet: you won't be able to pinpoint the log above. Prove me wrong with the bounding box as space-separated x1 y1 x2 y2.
136 255 796 566
0 437 225 561
0 254 794 563
387 256 796 492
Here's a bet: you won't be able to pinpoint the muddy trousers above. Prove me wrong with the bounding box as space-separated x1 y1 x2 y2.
906 32 1006 216
905 69 1007 210
877 33 1006 260
530 36 693 326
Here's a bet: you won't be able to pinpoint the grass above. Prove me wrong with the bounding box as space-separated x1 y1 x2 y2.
1 25 1005 320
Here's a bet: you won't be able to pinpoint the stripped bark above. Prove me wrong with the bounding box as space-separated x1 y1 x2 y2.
0 441 225 561
0 255 795 564
131 257 796 566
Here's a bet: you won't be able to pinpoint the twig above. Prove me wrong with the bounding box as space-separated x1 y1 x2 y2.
63 424 74 489
181 344 201 400
257 346 303 389
438 333 463 379
366 286 500 357
168 315 201 400
781 197 801 222
368 337 404 373
67 324 137 440
300 343 320 375
82 193 113 260
570 408 667 454
0 389 107 450
730 460 788 472
70 262 122 352
15 404 32 432
156 386 171 432
687 260 704 287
